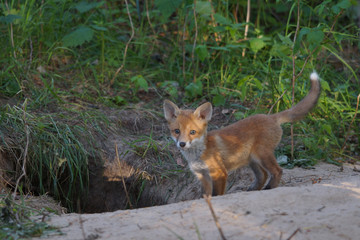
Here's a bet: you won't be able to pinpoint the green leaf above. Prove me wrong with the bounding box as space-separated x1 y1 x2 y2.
91 25 108 31
237 75 253 88
195 1 212 17
277 33 293 46
195 45 208 61
213 94 225 106
294 27 310 53
62 26 94 47
321 124 332 135
253 78 263 90
74 1 104 13
314 0 332 15
160 81 178 97
214 13 231 25
249 38 266 53
0 14 21 24
270 43 291 58
306 30 324 51
185 81 203 98
155 0 182 19
234 111 245 120
112 96 127 106
131 75 149 92
331 0 352 14
321 80 331 92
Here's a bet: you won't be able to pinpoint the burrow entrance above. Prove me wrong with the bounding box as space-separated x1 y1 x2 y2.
0 106 254 213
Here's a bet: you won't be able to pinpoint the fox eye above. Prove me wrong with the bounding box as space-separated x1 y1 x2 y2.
190 130 196 135
174 129 180 134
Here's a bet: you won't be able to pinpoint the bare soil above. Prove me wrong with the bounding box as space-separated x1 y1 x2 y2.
34 162 360 240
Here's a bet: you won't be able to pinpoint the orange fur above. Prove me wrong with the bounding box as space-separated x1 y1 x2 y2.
164 72 321 196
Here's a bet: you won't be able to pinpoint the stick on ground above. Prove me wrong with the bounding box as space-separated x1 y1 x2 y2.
203 195 227 240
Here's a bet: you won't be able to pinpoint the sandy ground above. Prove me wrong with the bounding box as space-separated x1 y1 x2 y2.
35 162 360 240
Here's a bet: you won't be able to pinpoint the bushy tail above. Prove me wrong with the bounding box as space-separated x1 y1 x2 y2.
275 72 321 124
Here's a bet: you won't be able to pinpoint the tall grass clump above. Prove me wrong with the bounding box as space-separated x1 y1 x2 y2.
0 104 91 211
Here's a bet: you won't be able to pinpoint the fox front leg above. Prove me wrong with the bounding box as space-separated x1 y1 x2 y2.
193 169 213 196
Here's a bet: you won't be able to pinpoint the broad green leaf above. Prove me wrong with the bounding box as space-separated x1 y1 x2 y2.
277 33 293 46
195 1 212 17
294 27 310 53
214 13 231 25
249 38 266 53
237 75 253 88
74 1 104 13
234 111 245 120
314 0 332 15
112 96 127 105
321 80 331 92
62 26 94 47
155 0 182 19
185 81 203 98
307 30 324 51
270 43 291 58
321 124 332 135
253 78 263 90
91 25 108 31
208 46 229 51
331 0 352 14
195 45 208 61
160 81 178 97
213 94 225 106
0 14 21 24
131 75 148 92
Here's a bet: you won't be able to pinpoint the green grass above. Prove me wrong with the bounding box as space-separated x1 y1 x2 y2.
0 103 100 212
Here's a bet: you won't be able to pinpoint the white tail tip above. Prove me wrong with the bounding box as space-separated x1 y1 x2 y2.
310 72 319 81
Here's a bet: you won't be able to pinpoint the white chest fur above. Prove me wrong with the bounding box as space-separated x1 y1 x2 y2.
180 137 209 174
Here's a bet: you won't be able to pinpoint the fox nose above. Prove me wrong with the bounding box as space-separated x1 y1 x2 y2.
179 142 186 148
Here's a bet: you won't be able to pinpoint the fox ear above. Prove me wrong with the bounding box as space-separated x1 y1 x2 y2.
194 102 212 121
163 100 180 121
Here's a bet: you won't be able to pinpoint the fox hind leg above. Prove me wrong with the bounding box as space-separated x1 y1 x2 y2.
254 151 283 190
248 160 268 191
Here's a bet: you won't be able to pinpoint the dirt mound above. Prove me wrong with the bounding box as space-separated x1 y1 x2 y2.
34 163 360 240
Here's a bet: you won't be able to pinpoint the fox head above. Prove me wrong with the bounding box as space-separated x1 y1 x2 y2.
163 100 213 150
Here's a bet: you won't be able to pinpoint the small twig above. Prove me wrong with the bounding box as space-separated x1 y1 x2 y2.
115 143 133 209
242 0 251 57
203 195 227 240
341 93 360 152
290 0 301 160
182 12 188 83
192 0 198 83
5 1 16 59
79 214 87 240
28 37 33 71
268 90 287 115
13 99 29 199
286 228 300 240
145 0 157 39
208 0 221 43
110 0 135 86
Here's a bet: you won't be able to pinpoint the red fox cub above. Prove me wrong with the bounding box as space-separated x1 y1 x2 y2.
164 72 321 196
